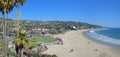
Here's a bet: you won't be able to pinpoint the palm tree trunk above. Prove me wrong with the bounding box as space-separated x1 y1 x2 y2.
19 48 24 57
3 8 7 57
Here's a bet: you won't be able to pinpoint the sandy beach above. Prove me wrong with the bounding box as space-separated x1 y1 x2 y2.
43 30 120 57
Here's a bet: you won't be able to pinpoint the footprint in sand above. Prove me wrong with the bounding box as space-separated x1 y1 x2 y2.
98 52 111 57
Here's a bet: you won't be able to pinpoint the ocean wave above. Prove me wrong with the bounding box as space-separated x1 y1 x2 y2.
86 30 120 46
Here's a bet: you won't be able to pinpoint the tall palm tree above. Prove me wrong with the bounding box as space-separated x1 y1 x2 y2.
13 30 28 57
0 0 15 57
14 0 26 36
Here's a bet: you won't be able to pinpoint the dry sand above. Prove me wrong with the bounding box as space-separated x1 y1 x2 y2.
43 30 120 57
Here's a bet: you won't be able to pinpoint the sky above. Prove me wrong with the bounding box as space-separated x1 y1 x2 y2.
0 0 120 28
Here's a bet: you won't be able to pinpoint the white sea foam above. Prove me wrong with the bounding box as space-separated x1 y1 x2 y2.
86 30 120 46
89 30 94 33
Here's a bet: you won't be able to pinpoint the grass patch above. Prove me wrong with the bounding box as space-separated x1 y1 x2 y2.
39 37 56 43
29 36 44 42
29 36 56 43
26 36 56 48
25 42 38 48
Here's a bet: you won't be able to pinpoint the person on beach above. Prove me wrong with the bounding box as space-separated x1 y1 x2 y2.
69 49 74 52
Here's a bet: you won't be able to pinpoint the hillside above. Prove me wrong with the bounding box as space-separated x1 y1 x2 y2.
0 18 103 32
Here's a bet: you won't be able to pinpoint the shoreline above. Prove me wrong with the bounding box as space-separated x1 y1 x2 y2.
83 29 120 48
43 29 120 57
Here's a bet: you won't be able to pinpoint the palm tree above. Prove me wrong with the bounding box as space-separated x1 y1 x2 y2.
0 0 15 57
14 0 26 7
13 30 28 57
14 0 26 36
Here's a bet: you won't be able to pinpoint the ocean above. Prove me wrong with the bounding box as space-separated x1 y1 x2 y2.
84 28 120 46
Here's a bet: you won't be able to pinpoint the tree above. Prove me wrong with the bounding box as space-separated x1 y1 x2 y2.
14 0 26 36
0 0 26 56
0 0 15 57
13 30 28 57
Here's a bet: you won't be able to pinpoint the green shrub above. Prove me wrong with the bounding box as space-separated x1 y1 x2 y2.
52 55 57 57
